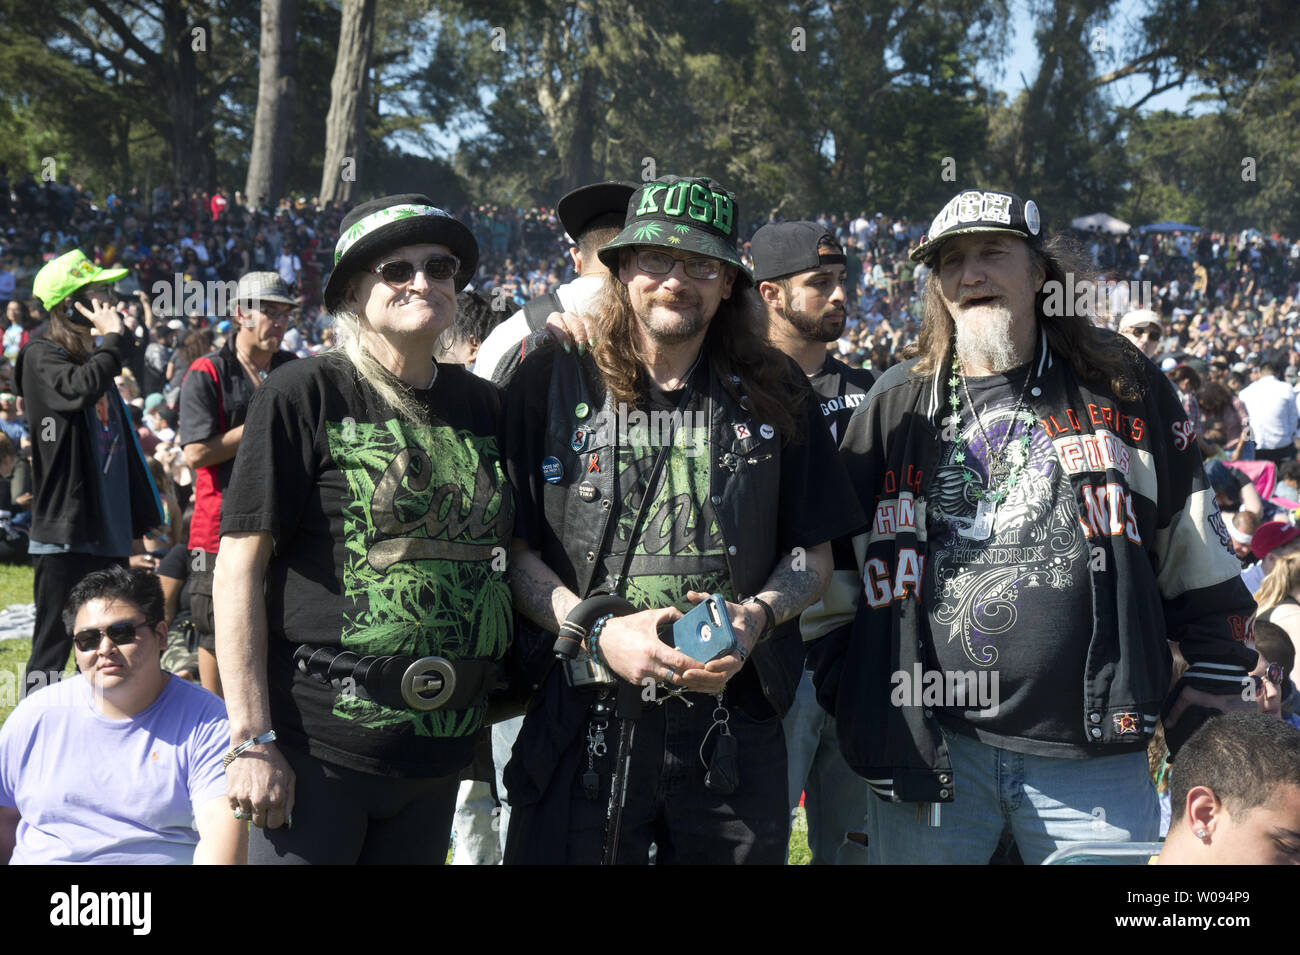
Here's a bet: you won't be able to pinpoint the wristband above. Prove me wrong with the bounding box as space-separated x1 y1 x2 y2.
743 596 776 642
223 730 277 767
587 613 615 668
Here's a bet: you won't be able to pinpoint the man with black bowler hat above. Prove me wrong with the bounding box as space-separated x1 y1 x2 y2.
750 220 875 863
501 175 862 864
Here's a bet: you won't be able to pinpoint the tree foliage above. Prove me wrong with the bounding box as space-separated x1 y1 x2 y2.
0 0 1293 233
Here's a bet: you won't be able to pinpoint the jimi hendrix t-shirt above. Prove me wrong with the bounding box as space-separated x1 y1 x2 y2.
923 363 1093 757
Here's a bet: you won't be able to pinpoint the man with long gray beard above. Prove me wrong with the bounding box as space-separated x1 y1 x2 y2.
750 221 874 863
802 188 1266 864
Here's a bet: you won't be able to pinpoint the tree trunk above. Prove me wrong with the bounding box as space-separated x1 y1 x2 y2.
319 0 377 204
161 1 200 194
245 0 301 208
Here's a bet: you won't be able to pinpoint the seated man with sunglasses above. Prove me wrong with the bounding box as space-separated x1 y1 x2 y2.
0 566 245 864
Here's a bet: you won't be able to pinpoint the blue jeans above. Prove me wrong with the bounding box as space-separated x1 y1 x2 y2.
491 715 524 859
867 726 1159 864
782 670 872 864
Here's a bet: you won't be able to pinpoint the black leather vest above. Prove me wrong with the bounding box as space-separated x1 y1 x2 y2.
531 349 799 713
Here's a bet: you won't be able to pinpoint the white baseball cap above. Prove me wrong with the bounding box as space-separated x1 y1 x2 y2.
1118 309 1162 333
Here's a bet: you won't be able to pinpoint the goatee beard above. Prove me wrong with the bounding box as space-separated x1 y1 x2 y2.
955 307 1018 373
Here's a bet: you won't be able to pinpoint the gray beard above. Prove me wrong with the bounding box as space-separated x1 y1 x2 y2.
955 308 1018 373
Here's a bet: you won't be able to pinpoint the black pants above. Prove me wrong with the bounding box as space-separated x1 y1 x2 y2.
247 743 460 865
507 688 788 865
1257 445 1296 467
27 552 126 688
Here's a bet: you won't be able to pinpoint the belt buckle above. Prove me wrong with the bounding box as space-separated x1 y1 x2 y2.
400 656 457 711
564 650 614 688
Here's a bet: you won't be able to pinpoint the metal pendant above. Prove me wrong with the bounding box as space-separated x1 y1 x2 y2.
968 499 996 541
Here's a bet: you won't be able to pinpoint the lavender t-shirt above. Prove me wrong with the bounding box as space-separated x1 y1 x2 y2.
0 673 229 864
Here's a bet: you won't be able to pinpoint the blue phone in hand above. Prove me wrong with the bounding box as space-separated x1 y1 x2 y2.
673 594 737 663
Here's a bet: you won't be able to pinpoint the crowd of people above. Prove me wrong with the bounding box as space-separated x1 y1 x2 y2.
0 168 1297 868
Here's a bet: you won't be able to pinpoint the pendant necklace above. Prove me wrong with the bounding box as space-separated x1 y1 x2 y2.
947 351 1037 540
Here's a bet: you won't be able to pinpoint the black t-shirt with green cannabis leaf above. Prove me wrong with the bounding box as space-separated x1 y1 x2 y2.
221 352 514 777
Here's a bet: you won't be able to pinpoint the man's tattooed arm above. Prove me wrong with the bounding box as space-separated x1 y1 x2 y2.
509 538 581 632
751 541 834 630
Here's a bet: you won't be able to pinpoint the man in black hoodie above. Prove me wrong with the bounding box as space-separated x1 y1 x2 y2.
16 250 163 692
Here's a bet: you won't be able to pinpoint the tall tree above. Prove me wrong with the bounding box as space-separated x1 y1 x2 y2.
245 0 300 208
18 0 256 193
319 0 376 203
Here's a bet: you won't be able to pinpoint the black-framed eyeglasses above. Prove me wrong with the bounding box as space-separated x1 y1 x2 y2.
634 249 722 280
72 617 157 652
366 254 460 286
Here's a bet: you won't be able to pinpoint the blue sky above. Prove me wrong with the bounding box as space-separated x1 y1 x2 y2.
984 0 1211 114
404 0 1212 161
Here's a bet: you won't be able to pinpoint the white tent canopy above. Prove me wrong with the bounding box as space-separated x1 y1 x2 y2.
1070 212 1130 234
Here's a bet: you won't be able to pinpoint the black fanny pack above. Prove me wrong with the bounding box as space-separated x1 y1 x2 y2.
293 645 499 713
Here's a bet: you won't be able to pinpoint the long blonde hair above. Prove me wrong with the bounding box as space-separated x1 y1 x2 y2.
330 277 429 425
1254 551 1300 616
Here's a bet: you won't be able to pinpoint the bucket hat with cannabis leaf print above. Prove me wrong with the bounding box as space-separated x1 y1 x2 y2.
324 193 479 311
597 175 752 286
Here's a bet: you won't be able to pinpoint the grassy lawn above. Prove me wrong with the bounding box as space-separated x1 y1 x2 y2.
0 562 34 726
0 559 816 863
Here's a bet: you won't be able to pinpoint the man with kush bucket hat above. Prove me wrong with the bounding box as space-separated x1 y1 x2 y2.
16 250 164 695
215 195 514 863
500 175 863 863
801 187 1265 863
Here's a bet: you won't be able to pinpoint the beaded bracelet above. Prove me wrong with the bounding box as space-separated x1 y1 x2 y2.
587 613 615 668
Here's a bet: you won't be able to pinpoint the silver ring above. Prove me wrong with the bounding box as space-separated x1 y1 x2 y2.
233 808 246 820
664 666 676 682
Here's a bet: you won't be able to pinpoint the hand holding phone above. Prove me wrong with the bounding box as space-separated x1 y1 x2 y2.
672 593 737 663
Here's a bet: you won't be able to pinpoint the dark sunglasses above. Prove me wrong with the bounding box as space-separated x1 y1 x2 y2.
1246 662 1286 695
366 255 460 286
72 618 156 652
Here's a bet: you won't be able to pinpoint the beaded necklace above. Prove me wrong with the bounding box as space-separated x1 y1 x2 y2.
946 351 1038 539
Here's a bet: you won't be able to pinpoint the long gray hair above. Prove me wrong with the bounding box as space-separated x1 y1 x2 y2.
328 280 430 425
